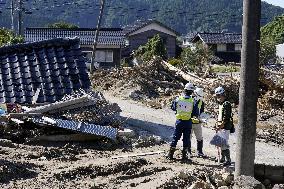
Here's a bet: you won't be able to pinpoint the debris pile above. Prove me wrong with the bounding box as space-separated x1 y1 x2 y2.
158 167 235 189
0 90 123 143
92 57 187 109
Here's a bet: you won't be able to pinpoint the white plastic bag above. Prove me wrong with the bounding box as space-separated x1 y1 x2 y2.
210 130 228 147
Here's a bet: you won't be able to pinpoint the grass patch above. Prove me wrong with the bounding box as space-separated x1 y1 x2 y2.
211 65 240 73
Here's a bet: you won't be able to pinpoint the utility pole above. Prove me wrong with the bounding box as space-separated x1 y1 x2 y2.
235 0 261 176
90 0 106 73
18 0 23 35
11 0 14 31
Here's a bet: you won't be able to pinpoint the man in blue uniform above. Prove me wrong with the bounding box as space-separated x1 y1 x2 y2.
167 82 196 161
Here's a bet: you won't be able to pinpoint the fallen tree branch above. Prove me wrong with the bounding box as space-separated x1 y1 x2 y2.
261 67 284 76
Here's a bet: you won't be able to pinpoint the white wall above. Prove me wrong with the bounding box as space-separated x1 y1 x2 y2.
276 44 284 63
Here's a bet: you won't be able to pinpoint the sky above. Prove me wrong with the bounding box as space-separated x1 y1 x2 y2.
263 0 284 8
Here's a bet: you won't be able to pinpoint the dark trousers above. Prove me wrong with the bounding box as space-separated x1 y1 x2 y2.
170 120 192 148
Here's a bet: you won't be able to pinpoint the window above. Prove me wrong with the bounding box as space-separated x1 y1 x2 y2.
82 51 93 63
105 51 113 62
95 50 113 62
227 44 235 52
217 44 226 52
235 44 242 51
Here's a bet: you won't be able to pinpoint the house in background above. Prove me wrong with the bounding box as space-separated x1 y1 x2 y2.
181 32 197 48
25 28 125 68
25 20 179 68
122 20 178 59
191 32 242 63
276 43 284 63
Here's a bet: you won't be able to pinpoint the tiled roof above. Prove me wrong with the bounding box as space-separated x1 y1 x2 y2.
183 32 198 40
0 38 91 104
123 19 178 36
193 33 242 44
25 28 125 46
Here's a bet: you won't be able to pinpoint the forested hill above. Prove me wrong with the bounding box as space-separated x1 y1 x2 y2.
0 0 284 34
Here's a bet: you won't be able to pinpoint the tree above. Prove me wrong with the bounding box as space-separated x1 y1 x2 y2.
261 15 284 44
260 15 284 64
259 40 278 65
47 21 79 29
0 28 23 47
179 42 214 75
134 34 167 61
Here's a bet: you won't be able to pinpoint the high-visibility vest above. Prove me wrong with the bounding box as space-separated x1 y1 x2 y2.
192 100 203 124
176 96 194 121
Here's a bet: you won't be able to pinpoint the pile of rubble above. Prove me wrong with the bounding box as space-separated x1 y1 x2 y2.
159 167 234 189
92 57 284 145
92 57 187 109
0 90 123 143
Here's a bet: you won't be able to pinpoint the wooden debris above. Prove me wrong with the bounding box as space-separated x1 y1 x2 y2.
111 150 165 159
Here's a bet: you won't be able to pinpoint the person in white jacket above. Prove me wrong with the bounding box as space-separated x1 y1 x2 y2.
190 87 206 157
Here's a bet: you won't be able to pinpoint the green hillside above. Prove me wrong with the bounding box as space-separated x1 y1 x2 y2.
261 15 284 44
0 0 284 34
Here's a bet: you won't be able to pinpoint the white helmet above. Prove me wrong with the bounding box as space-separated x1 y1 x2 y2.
194 88 204 100
184 82 195 91
214 86 225 95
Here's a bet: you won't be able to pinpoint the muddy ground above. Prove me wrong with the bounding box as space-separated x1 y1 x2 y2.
0 92 283 189
0 138 227 189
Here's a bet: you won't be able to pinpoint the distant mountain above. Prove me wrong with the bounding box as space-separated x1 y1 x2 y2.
0 0 284 35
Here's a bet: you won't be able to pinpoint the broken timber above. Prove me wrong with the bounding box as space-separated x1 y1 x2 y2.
111 151 165 159
161 60 212 85
25 95 97 114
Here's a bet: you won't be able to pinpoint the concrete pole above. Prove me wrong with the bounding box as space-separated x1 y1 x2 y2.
90 0 105 73
235 0 261 176
11 0 14 31
17 0 23 35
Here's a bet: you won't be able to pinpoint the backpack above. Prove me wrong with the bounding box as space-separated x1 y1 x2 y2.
223 101 235 133
230 122 235 133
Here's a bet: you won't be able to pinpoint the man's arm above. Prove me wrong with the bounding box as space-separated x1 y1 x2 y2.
222 102 232 123
171 97 178 111
191 100 199 117
200 102 205 114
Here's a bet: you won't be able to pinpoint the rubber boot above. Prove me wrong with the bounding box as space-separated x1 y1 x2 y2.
220 150 226 163
182 148 189 160
197 140 205 157
188 147 193 158
167 147 175 160
223 149 231 166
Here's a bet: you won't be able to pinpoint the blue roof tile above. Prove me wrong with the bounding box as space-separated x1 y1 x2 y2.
25 28 125 46
0 38 90 104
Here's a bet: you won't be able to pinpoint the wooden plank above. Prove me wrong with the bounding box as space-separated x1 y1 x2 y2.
261 67 284 76
161 60 211 85
25 95 94 114
46 100 97 114
111 150 165 159
9 113 42 118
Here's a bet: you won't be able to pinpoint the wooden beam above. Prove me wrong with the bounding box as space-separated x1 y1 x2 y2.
111 151 165 159
9 113 42 118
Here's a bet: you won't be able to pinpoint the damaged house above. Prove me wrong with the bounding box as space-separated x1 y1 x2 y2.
0 38 121 140
0 38 91 103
